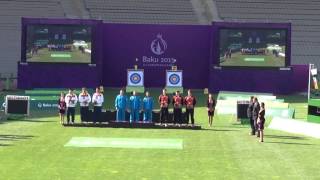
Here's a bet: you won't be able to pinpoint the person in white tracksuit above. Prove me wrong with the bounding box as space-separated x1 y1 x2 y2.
92 87 104 123
78 88 91 123
65 89 78 124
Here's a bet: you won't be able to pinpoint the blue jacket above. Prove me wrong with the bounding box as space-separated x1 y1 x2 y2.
129 95 141 110
115 95 127 109
143 97 153 110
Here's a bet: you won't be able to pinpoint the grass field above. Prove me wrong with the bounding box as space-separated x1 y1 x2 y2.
0 89 319 179
220 51 285 67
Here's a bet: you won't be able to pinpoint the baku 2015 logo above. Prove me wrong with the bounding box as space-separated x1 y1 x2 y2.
151 34 167 55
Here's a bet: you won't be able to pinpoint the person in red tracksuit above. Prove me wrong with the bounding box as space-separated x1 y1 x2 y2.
184 89 197 126
172 91 184 125
158 89 170 125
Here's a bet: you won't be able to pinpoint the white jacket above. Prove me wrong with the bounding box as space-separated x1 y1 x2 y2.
92 93 104 107
78 93 91 107
65 93 78 108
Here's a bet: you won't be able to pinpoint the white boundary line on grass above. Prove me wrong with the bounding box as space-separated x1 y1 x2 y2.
269 117 320 138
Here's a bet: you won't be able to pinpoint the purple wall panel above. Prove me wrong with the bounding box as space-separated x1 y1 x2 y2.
291 64 309 92
102 23 211 88
208 65 308 94
18 64 101 89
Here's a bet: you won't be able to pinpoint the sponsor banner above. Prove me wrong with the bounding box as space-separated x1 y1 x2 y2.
29 100 59 112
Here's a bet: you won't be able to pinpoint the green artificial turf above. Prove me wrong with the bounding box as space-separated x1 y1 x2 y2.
277 94 308 120
0 109 319 179
0 90 317 179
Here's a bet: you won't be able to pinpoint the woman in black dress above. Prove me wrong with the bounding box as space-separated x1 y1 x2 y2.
58 92 66 124
257 102 265 142
207 94 216 127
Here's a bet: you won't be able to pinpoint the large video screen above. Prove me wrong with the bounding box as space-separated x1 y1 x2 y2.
219 28 287 67
26 24 92 63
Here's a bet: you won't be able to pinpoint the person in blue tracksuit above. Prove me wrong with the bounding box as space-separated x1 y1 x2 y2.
115 89 127 122
129 91 141 123
143 91 153 122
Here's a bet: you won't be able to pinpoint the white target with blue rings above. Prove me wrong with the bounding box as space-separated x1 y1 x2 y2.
130 73 142 84
166 70 183 87
169 74 180 85
127 70 144 86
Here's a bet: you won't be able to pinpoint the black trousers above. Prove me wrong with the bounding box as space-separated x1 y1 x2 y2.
253 116 258 132
173 108 182 124
93 106 102 123
249 116 255 134
186 108 195 124
67 107 75 123
160 107 169 123
80 106 89 122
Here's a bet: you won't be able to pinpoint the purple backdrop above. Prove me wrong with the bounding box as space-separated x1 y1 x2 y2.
18 63 101 88
103 23 211 88
209 65 308 94
18 18 308 94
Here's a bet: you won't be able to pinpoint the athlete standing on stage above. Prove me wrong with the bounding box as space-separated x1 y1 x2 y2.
172 91 183 126
184 89 197 126
65 89 78 124
115 89 127 122
129 91 141 123
92 87 104 124
159 89 170 126
78 87 91 123
143 91 153 122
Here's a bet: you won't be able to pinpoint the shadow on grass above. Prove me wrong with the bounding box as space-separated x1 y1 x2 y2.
0 144 12 146
265 141 314 146
0 134 35 147
214 125 249 129
0 118 56 124
202 128 240 132
0 134 35 140
264 135 307 140
6 119 56 123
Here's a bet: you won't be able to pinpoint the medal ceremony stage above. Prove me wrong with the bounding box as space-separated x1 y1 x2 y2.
0 88 305 130
2 88 205 129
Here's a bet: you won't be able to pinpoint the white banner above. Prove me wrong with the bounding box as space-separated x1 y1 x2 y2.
166 70 183 87
127 70 144 86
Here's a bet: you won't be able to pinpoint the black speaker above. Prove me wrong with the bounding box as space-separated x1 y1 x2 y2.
237 101 249 119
